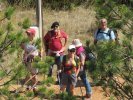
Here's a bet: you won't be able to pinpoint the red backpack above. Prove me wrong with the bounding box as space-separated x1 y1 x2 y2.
48 31 62 51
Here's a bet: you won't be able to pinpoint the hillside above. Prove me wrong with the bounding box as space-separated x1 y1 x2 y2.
0 6 110 100
12 7 96 45
0 1 133 99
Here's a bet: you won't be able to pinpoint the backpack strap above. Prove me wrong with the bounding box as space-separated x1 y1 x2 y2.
96 28 101 39
107 29 112 39
49 30 61 38
62 55 79 72
96 28 112 40
62 55 72 72
62 55 67 66
74 56 80 67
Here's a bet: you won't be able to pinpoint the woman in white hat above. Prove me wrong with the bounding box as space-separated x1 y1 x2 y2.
60 44 80 96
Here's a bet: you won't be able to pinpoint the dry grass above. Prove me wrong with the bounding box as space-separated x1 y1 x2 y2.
44 7 96 45
1 6 97 74
0 7 111 100
12 6 96 46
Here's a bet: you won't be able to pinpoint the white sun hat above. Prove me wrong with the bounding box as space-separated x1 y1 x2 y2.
68 44 76 50
72 39 82 47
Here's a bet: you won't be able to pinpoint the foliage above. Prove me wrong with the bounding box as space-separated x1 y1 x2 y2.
6 0 89 10
0 6 56 99
1 0 133 99
85 0 133 99
59 92 76 100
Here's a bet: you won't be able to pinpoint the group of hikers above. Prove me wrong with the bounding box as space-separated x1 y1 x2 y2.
20 18 117 99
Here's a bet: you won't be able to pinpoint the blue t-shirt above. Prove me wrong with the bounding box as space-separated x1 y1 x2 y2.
94 28 116 41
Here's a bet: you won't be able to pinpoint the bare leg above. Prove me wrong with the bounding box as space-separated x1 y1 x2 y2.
60 85 66 93
24 75 30 84
70 85 75 96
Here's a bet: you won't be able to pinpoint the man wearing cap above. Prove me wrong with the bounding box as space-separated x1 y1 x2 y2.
43 21 68 83
72 39 92 98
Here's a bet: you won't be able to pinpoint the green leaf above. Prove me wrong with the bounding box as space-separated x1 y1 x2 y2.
4 6 15 20
6 22 13 31
0 70 5 77
22 18 31 29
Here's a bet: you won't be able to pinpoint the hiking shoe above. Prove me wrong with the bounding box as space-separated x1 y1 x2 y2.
55 80 59 85
33 88 38 96
26 86 31 90
47 73 52 77
85 94 91 99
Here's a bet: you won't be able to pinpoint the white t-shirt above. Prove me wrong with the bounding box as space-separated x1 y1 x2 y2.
25 44 38 56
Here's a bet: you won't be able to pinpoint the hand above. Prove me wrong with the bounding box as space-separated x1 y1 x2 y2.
23 57 27 63
60 46 65 52
57 70 62 73
45 51 48 56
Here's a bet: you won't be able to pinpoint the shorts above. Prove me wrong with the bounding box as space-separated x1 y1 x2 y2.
61 72 77 87
25 62 38 75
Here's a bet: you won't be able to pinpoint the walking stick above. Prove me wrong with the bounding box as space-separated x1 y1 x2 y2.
57 70 62 87
15 74 37 94
78 77 84 100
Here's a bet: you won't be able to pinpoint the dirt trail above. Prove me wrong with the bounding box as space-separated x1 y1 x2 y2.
0 70 110 100
7 84 109 100
48 84 109 100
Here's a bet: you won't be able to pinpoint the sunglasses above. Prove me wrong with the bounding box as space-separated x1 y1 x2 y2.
69 48 76 52
53 25 59 28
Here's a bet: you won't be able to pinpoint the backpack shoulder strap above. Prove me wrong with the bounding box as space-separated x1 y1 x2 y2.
107 29 112 39
48 30 53 38
62 55 67 65
96 28 101 39
74 56 80 68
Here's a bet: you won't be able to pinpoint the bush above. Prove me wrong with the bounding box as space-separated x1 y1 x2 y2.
85 0 133 99
6 0 88 10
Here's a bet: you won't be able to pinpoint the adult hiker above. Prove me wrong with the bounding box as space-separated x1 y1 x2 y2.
72 39 92 98
43 21 68 84
20 26 39 94
26 26 39 43
20 41 39 94
60 44 80 96
94 18 116 44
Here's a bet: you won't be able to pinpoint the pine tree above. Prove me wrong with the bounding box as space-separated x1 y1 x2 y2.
0 5 56 99
86 0 133 99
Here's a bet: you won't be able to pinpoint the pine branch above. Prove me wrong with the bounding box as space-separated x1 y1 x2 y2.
0 71 18 86
0 17 6 22
0 63 22 87
106 2 132 29
112 77 132 99
0 65 12 75
122 55 133 61
0 31 9 50
0 69 13 81
0 39 15 53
